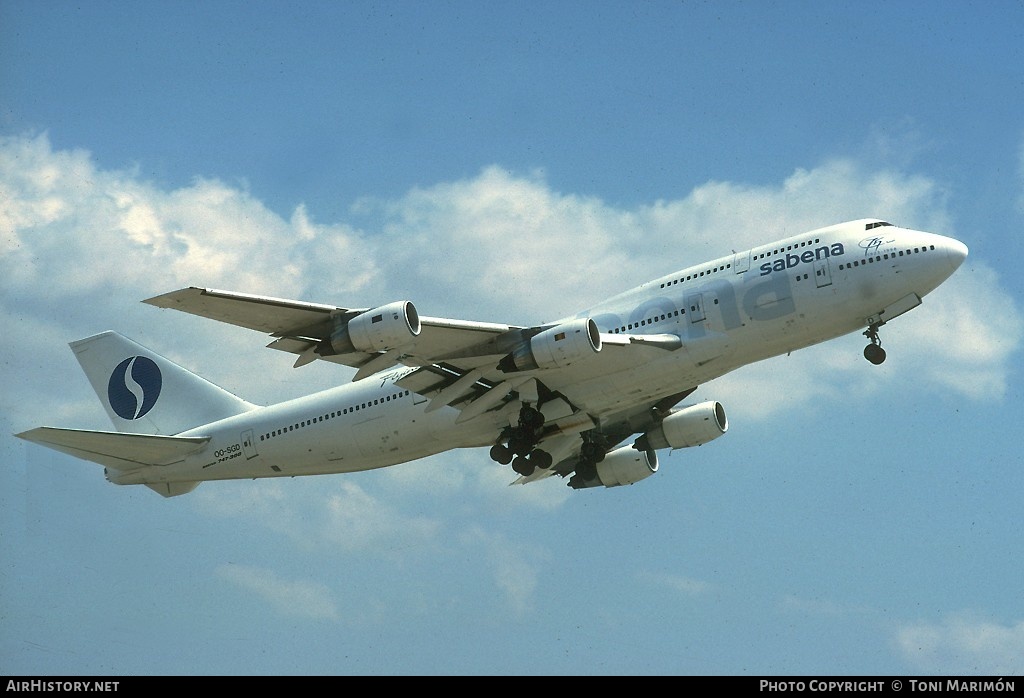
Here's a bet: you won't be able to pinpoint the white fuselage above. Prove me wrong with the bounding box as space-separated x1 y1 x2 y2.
109 220 967 486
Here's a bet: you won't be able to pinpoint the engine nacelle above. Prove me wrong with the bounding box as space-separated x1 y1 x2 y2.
324 301 421 355
569 444 659 489
498 318 601 372
640 401 728 450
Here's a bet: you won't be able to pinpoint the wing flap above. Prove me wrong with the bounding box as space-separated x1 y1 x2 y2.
394 364 512 411
16 427 210 471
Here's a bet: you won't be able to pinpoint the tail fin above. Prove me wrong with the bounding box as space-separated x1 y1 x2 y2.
71 331 256 435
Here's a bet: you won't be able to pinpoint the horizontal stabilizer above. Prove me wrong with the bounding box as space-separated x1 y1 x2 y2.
16 427 209 471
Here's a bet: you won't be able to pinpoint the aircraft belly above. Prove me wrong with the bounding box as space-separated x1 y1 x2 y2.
566 351 705 417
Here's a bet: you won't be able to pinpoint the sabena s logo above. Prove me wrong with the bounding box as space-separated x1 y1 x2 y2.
107 356 162 420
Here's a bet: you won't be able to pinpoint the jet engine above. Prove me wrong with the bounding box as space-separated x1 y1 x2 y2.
323 301 421 355
569 444 659 489
637 401 728 450
498 318 601 372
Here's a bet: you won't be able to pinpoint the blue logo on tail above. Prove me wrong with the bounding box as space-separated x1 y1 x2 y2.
108 356 162 420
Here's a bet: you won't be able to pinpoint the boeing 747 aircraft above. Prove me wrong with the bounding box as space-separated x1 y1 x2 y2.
17 219 968 497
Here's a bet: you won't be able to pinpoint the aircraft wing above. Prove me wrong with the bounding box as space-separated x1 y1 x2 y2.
144 287 521 377
145 287 680 379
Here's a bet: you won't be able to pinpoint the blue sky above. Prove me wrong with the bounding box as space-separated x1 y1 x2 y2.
2 0 1022 676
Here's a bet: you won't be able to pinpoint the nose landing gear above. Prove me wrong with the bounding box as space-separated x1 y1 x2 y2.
863 324 887 365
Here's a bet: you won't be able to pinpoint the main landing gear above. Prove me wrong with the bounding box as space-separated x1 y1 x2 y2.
489 405 553 477
489 405 611 482
863 323 887 365
567 434 608 488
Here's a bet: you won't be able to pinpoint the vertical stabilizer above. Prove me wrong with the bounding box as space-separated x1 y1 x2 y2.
71 331 256 435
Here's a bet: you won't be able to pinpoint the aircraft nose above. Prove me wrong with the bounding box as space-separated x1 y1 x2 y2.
945 237 969 272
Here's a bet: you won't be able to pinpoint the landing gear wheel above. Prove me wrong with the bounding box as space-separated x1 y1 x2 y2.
863 323 886 365
576 460 598 481
863 343 887 365
512 456 535 477
489 443 513 465
529 448 553 470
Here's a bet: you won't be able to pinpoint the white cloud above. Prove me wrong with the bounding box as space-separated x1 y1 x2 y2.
319 480 441 552
195 478 442 555
895 614 1024 675
376 447 574 511
896 264 1022 400
365 166 639 323
195 463 559 612
460 525 549 614
215 563 339 621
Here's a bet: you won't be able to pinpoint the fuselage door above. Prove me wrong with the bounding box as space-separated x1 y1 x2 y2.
241 429 258 460
814 257 833 288
686 293 706 323
734 250 751 274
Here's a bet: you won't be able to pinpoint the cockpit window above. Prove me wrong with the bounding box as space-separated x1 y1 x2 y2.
866 221 893 230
